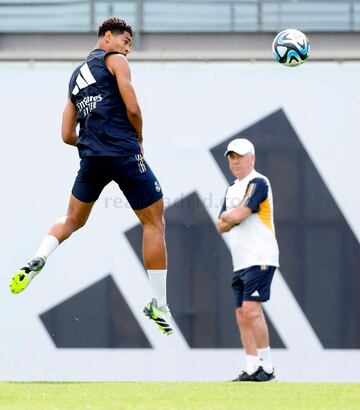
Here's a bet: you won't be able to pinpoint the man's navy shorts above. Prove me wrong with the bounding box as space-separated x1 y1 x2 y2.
71 155 163 210
231 265 276 308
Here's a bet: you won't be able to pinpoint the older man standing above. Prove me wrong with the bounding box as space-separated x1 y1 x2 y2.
216 138 279 382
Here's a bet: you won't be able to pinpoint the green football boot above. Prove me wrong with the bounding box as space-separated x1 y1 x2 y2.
143 298 173 335
10 256 46 294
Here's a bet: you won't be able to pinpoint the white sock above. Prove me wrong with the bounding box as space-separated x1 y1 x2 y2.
258 346 273 373
34 235 59 260
246 354 261 375
147 269 167 308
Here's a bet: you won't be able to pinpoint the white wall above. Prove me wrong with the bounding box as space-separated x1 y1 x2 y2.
0 61 360 382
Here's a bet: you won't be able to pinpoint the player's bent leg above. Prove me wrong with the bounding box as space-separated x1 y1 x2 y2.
49 194 95 243
134 198 173 335
10 195 95 295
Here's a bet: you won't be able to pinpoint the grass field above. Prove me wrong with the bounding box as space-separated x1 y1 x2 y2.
1 382 359 410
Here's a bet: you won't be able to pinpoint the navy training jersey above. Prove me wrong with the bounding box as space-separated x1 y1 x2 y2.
69 49 141 158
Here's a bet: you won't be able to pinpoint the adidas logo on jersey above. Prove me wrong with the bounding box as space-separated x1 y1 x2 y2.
251 290 260 297
72 63 96 95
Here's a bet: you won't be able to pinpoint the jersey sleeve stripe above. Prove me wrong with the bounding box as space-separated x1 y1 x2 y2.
241 182 256 207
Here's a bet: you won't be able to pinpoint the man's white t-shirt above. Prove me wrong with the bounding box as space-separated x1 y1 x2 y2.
220 169 279 271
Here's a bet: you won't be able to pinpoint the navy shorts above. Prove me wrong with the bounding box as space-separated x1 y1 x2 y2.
71 155 163 210
231 265 276 308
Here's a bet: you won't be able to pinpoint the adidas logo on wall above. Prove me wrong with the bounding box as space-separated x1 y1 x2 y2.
40 109 360 352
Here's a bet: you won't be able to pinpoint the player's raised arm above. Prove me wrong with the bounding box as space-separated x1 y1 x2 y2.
61 97 78 146
106 54 143 144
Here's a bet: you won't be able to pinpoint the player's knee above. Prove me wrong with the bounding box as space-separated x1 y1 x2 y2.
67 214 87 231
241 304 261 321
142 216 165 235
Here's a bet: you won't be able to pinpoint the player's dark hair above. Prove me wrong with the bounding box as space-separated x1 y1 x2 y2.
98 17 133 37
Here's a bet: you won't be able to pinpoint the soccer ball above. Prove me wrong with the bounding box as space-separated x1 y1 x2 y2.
272 29 310 67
